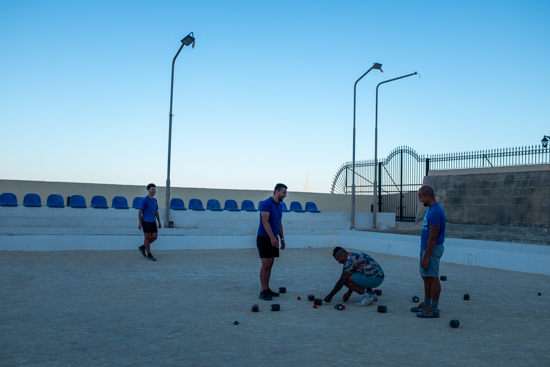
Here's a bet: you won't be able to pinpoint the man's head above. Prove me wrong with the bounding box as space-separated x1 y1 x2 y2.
273 183 287 202
332 246 348 264
417 185 436 207
147 183 157 196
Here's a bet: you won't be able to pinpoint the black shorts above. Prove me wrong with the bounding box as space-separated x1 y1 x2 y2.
257 235 279 258
142 221 158 233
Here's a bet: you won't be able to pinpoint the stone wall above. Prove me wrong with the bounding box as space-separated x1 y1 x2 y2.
415 164 550 244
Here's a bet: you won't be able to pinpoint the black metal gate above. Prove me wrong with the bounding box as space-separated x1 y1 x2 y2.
330 146 426 222
331 144 549 222
377 146 425 221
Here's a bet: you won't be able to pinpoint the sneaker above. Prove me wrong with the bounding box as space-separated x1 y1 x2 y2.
355 293 375 306
266 288 280 297
368 291 378 301
416 307 440 318
411 302 427 313
147 254 156 261
259 290 272 301
138 245 146 258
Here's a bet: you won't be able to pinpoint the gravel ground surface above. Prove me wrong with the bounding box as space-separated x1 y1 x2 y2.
1 247 549 366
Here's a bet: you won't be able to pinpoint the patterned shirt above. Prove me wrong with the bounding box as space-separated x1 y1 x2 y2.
342 252 384 278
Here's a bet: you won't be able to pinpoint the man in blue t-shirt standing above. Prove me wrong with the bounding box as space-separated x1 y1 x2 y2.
412 185 446 318
256 183 287 301
138 183 162 261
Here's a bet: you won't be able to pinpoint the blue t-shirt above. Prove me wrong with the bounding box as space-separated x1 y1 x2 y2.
140 196 158 222
420 202 446 251
257 197 283 237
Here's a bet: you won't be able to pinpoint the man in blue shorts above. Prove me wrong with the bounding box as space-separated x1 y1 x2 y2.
138 183 162 261
257 183 287 301
323 247 385 306
412 185 446 318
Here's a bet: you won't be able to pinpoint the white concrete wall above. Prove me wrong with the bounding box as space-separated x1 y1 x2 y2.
344 231 550 277
1 205 549 276
0 205 396 248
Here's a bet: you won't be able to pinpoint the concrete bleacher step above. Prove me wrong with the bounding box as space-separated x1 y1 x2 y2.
0 207 353 230
0 206 357 239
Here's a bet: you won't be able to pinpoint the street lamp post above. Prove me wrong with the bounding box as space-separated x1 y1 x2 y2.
541 135 550 148
351 63 383 229
165 32 195 228
372 72 417 229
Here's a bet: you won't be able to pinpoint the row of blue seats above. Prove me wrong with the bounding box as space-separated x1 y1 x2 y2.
0 193 321 213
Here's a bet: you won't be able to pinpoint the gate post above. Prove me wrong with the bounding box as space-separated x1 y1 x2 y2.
425 158 430 176
399 150 403 220
377 162 382 213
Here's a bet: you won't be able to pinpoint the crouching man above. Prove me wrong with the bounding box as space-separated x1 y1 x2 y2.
324 247 385 306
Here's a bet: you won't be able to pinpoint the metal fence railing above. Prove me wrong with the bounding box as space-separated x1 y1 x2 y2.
425 145 550 173
331 145 550 221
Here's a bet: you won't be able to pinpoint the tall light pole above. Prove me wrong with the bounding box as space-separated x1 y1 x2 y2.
165 32 195 228
372 72 417 229
351 63 383 229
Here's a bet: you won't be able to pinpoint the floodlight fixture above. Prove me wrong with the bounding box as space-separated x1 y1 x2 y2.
181 32 195 47
373 63 383 72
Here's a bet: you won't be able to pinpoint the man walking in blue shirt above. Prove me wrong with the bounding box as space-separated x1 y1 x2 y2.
257 183 287 301
412 185 446 318
138 183 162 261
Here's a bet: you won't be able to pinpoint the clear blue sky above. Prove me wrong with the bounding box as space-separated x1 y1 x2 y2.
1 0 549 193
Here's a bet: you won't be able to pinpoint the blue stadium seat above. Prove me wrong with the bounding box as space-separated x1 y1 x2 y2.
0 193 18 207
281 201 290 212
112 196 129 209
23 193 42 207
189 198 205 211
305 201 321 213
69 195 87 208
91 195 108 209
207 199 223 211
224 199 240 211
47 194 65 208
132 197 143 209
289 201 305 212
170 198 187 210
241 200 257 212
